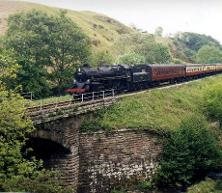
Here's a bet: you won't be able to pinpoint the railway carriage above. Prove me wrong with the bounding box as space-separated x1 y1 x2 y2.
215 64 222 72
185 64 206 77
149 64 185 82
205 64 216 74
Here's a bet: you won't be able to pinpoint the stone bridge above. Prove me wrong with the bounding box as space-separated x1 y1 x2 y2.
27 98 162 193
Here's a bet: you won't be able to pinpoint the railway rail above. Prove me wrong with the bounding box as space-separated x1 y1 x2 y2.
27 74 220 124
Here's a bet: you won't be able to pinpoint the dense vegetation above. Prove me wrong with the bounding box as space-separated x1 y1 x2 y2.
3 10 91 97
155 116 222 188
187 178 222 193
0 86 72 193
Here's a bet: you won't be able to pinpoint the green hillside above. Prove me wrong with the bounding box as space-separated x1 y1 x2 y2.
81 75 222 133
0 0 135 53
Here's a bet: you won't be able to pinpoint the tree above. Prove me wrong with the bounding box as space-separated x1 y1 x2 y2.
4 10 91 97
174 32 221 53
155 116 221 188
117 52 145 65
47 11 91 94
92 51 114 66
113 33 172 64
0 49 19 89
195 45 222 64
155 27 163 37
136 41 172 64
173 32 222 62
0 85 72 193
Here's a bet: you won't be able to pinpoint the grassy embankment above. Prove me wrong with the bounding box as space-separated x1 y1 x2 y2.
80 75 222 132
187 178 222 193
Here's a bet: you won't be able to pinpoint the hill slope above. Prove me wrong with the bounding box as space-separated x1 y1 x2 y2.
0 0 135 52
81 75 222 132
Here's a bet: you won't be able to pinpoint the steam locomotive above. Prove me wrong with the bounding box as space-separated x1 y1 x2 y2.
66 63 222 96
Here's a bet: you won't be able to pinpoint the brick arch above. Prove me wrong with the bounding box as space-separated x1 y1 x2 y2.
30 116 81 190
31 129 71 151
26 136 71 165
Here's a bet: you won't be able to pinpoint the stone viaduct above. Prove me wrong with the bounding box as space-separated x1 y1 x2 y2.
27 98 162 193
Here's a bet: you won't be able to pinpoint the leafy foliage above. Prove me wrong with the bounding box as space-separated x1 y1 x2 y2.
173 32 222 62
204 84 222 124
174 32 221 53
137 180 153 192
155 26 163 37
155 116 222 188
1 170 73 193
187 178 222 193
117 51 145 65
0 85 34 178
92 51 114 66
0 48 19 89
4 10 91 97
113 33 172 64
195 45 222 64
0 86 72 192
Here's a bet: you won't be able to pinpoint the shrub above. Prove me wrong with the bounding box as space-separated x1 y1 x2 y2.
117 52 145 65
155 115 222 188
0 170 73 193
111 189 126 193
204 84 222 124
0 86 73 192
137 180 153 192
187 178 222 193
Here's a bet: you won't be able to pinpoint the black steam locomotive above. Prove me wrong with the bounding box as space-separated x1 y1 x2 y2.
66 64 151 94
66 63 222 96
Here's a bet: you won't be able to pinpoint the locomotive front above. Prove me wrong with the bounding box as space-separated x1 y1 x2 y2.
66 67 91 94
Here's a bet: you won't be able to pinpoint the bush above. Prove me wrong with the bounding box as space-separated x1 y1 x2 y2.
204 84 222 124
0 170 73 193
195 45 222 64
187 178 222 193
117 52 145 65
155 115 222 188
137 180 153 192
111 189 126 193
92 51 114 66
0 86 73 192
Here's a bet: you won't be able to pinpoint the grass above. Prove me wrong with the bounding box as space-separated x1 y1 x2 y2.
28 95 72 107
0 0 134 53
187 178 222 193
81 75 222 132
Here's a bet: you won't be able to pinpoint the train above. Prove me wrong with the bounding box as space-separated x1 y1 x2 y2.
66 63 222 96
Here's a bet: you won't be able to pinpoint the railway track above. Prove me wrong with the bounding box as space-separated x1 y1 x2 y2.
27 97 116 124
27 74 220 124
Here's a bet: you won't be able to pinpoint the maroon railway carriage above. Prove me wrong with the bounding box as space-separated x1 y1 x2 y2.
148 64 186 82
185 64 206 77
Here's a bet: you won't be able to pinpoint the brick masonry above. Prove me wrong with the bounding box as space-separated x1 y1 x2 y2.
33 118 162 193
78 129 162 193
33 116 82 190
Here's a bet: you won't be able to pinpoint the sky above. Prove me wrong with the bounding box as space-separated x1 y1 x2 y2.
23 0 222 43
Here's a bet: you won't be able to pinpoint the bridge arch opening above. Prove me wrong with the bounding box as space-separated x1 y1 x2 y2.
24 137 71 168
